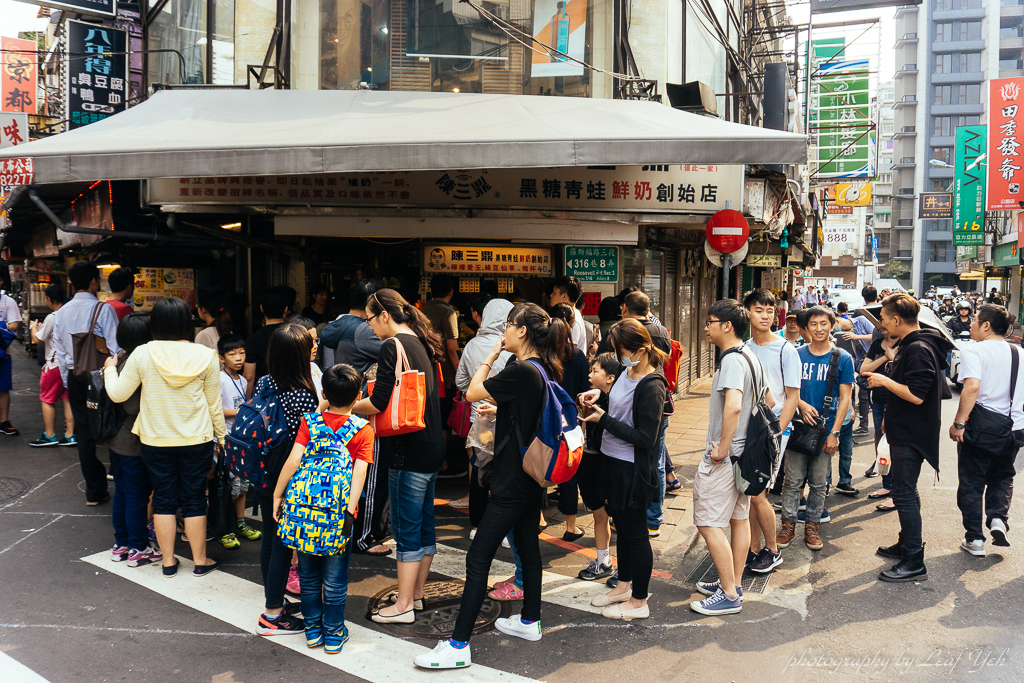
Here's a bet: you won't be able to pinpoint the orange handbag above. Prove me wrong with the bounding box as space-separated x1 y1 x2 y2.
367 337 427 437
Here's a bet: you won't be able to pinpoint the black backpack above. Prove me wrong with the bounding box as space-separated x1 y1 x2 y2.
86 368 126 443
722 345 782 496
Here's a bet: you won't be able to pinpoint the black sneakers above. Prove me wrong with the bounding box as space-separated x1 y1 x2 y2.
835 482 860 496
0 421 19 436
749 547 783 574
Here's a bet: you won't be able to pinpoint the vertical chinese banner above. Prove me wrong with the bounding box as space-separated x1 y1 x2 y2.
953 125 987 246
1 36 37 114
65 21 129 129
988 78 1024 211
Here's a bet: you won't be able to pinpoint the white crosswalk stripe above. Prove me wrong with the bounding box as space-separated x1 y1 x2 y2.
0 651 52 682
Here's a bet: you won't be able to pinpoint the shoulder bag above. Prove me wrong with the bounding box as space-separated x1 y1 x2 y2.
964 344 1020 454
366 337 427 437
787 349 840 458
71 302 110 381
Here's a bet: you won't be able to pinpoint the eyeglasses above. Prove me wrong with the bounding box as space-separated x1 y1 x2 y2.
503 322 522 330
705 319 723 327
366 313 381 323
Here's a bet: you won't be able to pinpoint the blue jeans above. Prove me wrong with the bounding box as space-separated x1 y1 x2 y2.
872 402 893 489
646 417 669 529
388 469 438 562
837 420 854 486
110 452 153 551
506 530 524 588
782 447 831 523
298 545 352 637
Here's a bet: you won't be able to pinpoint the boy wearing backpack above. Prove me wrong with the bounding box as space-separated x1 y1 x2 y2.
272 364 374 654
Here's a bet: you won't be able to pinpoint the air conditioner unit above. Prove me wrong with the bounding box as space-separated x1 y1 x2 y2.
842 248 852 256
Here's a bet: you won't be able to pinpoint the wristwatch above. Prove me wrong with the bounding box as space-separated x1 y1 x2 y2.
831 430 840 436
953 422 966 430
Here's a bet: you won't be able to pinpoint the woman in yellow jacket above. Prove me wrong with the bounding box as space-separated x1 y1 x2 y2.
104 297 227 578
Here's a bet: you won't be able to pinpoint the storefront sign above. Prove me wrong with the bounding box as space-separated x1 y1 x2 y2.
834 183 871 206
821 186 853 216
20 0 117 17
810 39 875 178
148 166 744 214
919 192 952 219
823 221 856 244
564 246 618 282
953 125 987 246
0 156 33 189
133 268 195 311
66 21 129 129
424 245 552 276
531 0 585 77
988 78 1024 211
0 112 27 150
747 254 782 267
1 36 37 114
956 245 978 260
993 242 1019 268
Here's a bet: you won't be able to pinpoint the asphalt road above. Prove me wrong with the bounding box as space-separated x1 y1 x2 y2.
1 350 1022 683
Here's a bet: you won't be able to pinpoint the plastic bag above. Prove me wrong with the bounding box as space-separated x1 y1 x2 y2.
467 410 496 455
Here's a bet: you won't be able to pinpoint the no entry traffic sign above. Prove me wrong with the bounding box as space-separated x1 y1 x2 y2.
706 209 749 254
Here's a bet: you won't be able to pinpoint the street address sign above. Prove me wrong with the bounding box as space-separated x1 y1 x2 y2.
565 246 618 282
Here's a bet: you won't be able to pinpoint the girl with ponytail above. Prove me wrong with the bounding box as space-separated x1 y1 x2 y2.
354 289 444 626
195 291 233 351
413 302 567 669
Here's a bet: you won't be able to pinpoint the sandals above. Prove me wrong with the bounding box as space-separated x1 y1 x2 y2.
875 503 896 512
666 478 682 494
867 490 890 500
355 545 393 556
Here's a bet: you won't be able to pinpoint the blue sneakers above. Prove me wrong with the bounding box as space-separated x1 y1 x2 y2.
324 627 350 655
695 580 744 600
797 506 831 523
305 628 324 648
690 588 743 615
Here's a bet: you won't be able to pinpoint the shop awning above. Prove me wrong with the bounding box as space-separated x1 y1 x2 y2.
0 89 807 184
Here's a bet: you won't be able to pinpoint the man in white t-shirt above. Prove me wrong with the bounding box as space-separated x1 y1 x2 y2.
0 290 23 436
548 276 588 354
743 289 801 574
949 304 1024 557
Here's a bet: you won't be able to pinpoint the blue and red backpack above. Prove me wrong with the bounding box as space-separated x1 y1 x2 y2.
224 380 293 492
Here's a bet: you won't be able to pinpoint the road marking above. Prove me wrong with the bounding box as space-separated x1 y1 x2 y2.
82 551 536 683
0 515 65 555
0 650 51 682
0 623 251 638
0 463 78 511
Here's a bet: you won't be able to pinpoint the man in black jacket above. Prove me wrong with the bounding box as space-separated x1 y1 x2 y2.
864 293 953 582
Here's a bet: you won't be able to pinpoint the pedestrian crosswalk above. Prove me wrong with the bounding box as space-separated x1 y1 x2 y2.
0 651 51 682
82 542 610 682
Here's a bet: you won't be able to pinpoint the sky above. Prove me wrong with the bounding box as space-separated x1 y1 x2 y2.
0 0 49 39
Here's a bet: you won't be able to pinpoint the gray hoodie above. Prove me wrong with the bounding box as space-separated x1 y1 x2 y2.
456 299 514 418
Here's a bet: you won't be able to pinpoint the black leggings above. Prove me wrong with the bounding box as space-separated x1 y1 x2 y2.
453 492 542 642
607 505 652 600
258 493 292 610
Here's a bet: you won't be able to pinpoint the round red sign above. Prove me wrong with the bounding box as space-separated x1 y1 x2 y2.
706 209 750 254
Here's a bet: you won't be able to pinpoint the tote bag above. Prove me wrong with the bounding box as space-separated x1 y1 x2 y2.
447 391 472 437
71 303 110 381
367 337 427 437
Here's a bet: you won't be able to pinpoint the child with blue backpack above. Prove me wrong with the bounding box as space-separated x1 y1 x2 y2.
272 364 374 654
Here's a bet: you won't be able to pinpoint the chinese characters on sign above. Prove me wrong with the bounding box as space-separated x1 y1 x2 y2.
919 192 953 219
1 36 37 114
987 78 1024 211
810 38 876 178
0 112 28 150
132 268 195 311
953 125 987 246
66 21 128 129
149 165 744 214
0 157 33 189
823 222 856 243
424 245 552 276
564 246 618 282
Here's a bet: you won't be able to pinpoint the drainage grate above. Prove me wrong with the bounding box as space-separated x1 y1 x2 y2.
366 579 514 639
684 552 772 594
0 477 30 504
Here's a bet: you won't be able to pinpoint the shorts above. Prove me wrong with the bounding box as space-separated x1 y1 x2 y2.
0 355 11 393
39 366 68 404
141 442 216 517
693 457 750 528
229 473 251 500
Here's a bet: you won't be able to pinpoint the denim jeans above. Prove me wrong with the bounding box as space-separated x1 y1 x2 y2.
646 417 670 529
837 420 854 486
141 442 215 517
110 452 153 551
871 402 893 489
298 545 352 637
258 493 292 610
388 469 438 563
506 530 524 588
781 447 831 523
453 492 542 642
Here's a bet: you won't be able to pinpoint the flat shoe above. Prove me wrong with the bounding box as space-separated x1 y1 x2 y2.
591 590 631 607
193 559 221 577
162 559 180 578
562 530 585 543
867 491 890 499
601 603 649 621
370 609 415 624
355 545 393 556
875 503 896 512
390 594 424 611
447 497 470 510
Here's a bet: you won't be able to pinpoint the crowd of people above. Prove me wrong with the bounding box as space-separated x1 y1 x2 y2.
0 266 1019 670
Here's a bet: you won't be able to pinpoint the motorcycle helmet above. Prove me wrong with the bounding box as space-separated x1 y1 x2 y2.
956 300 972 313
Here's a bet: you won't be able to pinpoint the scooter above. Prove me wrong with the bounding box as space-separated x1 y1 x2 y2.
948 330 973 389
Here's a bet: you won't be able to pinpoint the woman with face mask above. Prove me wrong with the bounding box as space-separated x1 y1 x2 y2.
580 318 668 621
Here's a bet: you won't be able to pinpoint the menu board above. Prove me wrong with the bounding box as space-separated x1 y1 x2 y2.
133 268 195 311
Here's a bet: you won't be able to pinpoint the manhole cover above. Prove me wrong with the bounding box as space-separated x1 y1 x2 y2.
0 477 30 504
684 552 772 594
366 579 514 639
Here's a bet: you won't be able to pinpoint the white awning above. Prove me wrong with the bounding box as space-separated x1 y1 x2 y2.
1 89 807 184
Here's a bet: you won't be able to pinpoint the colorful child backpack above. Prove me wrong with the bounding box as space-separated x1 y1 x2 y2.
278 412 367 556
496 359 585 487
224 379 291 492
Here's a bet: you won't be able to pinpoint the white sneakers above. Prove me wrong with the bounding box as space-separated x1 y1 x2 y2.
467 529 510 548
415 640 472 669
960 539 986 557
494 615 542 642
990 519 1010 547
591 589 630 607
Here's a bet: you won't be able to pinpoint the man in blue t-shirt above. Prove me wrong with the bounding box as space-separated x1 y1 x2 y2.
777 306 854 553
